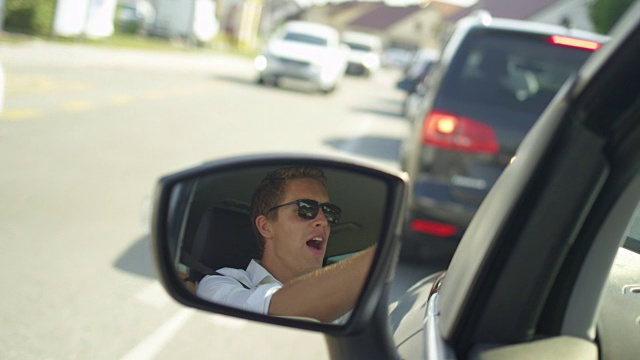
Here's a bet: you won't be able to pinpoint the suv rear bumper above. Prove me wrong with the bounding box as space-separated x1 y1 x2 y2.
401 178 481 263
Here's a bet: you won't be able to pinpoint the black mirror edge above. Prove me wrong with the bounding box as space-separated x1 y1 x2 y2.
325 157 408 360
150 152 409 337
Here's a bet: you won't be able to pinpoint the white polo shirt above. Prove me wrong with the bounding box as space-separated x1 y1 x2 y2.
196 259 283 314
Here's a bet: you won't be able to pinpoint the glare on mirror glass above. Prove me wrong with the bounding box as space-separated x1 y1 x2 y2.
164 164 388 324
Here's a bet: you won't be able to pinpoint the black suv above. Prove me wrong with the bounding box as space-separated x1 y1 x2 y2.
400 12 609 263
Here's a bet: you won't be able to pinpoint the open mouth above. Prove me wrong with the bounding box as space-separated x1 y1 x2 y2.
306 236 324 251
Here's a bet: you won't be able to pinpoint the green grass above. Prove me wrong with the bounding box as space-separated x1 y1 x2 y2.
87 32 198 52
0 31 35 44
0 30 259 58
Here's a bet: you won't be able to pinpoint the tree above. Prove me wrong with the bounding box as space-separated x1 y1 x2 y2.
590 0 635 34
3 0 56 35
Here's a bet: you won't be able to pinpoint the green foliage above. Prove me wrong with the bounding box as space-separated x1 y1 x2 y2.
114 3 141 35
4 0 57 35
590 0 635 34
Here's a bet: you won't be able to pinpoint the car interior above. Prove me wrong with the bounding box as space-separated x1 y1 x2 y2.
166 164 390 293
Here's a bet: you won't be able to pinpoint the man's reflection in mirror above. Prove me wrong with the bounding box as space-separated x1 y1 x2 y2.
195 166 376 323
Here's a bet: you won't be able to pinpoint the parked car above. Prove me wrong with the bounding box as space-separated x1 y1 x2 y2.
254 21 348 94
396 48 440 117
381 46 415 69
152 4 640 358
400 12 610 263
116 0 156 34
341 31 383 77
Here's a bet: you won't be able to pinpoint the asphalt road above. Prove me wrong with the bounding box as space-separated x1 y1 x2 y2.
0 41 441 360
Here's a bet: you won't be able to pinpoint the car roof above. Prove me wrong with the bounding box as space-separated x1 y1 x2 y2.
457 12 610 43
413 48 440 61
282 21 339 38
342 31 382 46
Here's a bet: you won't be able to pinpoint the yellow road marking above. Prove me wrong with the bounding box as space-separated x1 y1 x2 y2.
110 95 134 105
1 79 214 121
6 75 92 95
142 90 169 100
61 101 95 112
0 109 43 120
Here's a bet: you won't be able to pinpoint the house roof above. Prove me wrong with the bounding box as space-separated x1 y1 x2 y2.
349 4 422 30
430 1 467 18
327 1 366 15
448 0 560 21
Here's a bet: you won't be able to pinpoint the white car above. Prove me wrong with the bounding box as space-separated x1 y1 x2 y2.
254 21 348 94
341 31 382 77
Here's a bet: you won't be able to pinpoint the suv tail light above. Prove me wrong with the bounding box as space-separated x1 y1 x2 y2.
550 35 601 50
422 109 499 154
411 219 458 237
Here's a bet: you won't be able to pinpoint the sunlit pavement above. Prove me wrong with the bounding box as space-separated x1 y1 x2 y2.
0 41 436 359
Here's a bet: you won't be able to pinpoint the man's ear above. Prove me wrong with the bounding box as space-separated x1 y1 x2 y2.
255 215 272 239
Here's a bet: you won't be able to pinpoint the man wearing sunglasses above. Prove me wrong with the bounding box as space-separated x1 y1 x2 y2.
196 166 376 323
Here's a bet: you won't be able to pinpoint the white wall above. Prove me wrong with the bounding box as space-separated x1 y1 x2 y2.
152 0 219 41
53 0 118 38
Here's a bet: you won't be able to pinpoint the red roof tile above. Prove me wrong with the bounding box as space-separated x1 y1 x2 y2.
448 0 560 21
349 4 422 30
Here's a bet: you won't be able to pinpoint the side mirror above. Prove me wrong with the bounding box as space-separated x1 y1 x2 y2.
396 78 416 93
151 154 407 335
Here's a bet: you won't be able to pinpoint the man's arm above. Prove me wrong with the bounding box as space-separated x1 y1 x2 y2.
268 245 376 323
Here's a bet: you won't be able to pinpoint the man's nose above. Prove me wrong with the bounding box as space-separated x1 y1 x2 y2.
313 208 329 226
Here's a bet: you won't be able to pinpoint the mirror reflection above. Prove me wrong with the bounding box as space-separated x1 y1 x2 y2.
165 164 389 324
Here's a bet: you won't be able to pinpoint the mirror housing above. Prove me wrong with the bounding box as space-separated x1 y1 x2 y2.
151 153 408 336
396 78 417 93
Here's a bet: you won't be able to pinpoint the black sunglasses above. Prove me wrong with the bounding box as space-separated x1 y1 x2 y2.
268 199 342 225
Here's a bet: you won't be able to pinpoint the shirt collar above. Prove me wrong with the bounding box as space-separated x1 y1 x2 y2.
247 259 282 286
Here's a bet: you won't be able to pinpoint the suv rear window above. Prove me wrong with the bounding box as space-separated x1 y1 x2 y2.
439 29 596 114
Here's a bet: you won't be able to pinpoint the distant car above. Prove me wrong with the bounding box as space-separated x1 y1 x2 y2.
341 31 382 77
396 48 440 117
400 12 609 263
381 47 414 69
116 0 156 33
254 21 348 94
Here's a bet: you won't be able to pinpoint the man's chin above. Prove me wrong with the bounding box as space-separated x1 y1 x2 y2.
300 249 326 272
304 260 324 274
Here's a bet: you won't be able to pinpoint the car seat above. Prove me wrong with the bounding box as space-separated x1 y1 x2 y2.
180 204 261 287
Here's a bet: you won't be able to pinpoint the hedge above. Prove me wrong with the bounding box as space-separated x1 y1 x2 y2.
4 0 57 35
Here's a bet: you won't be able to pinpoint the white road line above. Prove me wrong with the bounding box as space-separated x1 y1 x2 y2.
208 314 248 328
135 281 172 309
120 308 194 360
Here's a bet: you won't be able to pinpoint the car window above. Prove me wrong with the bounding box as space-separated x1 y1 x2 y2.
282 31 328 46
344 42 372 52
440 29 596 114
325 251 358 266
623 201 640 254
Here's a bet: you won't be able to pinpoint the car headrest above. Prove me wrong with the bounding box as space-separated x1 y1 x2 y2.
182 206 261 281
